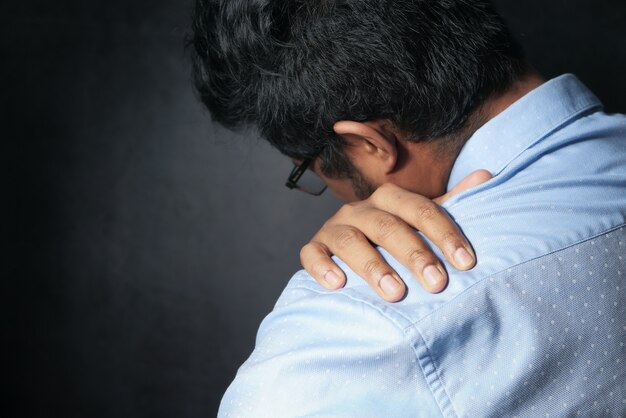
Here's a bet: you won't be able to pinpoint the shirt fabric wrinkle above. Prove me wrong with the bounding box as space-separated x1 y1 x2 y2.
219 74 626 417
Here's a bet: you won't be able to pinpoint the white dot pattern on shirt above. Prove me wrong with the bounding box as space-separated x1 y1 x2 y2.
220 283 441 417
418 228 626 417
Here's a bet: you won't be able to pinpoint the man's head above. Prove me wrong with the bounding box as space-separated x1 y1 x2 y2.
191 0 527 200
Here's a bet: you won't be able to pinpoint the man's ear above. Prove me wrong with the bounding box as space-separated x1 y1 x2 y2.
333 120 398 176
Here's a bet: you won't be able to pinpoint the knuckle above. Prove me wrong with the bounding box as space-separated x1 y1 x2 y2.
362 258 384 276
373 214 400 241
332 226 361 250
440 230 462 248
405 248 430 267
300 243 330 278
309 262 329 278
413 201 441 224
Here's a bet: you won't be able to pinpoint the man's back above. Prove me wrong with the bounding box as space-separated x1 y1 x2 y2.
219 75 626 417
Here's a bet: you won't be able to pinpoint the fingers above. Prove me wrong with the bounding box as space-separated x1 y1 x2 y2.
335 209 448 293
434 169 492 205
300 241 346 289
301 171 491 300
370 184 476 272
310 225 406 302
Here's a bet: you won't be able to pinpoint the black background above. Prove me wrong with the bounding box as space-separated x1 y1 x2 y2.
5 1 625 417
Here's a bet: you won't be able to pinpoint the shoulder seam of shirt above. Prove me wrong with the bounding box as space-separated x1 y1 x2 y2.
280 282 453 417
411 325 459 418
403 222 625 418
288 223 625 330
285 222 624 418
413 222 626 327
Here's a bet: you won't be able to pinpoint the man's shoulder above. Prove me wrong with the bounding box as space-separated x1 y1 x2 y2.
280 105 626 318
412 225 626 416
442 108 626 288
220 269 442 417
261 224 626 417
278 268 417 330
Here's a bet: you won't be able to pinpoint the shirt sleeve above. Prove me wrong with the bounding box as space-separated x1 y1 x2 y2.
218 275 442 417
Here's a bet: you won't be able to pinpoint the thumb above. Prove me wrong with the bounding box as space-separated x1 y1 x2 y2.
433 169 493 205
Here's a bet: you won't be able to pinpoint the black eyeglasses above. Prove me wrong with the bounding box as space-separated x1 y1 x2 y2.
285 158 327 196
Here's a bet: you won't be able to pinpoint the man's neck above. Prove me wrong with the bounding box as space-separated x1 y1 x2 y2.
481 71 545 125
435 71 546 192
385 71 546 199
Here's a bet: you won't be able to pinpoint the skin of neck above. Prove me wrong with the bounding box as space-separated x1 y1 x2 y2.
399 71 545 197
325 71 546 202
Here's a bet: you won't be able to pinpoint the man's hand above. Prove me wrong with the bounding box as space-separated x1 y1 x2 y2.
300 170 492 302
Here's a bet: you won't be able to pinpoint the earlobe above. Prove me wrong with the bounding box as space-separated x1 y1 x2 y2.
333 120 398 174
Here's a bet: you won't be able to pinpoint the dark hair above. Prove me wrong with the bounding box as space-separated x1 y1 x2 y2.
191 0 525 177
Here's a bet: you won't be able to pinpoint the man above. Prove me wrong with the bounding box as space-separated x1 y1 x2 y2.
192 0 626 416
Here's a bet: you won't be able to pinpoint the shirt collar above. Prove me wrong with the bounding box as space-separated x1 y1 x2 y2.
446 74 603 190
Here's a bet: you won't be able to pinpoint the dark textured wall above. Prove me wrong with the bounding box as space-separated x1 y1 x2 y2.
5 1 625 417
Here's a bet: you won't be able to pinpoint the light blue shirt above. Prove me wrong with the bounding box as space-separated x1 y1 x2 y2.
219 75 626 417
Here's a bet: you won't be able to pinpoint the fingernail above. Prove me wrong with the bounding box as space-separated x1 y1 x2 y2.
380 274 402 295
324 270 342 288
454 247 474 268
423 265 444 287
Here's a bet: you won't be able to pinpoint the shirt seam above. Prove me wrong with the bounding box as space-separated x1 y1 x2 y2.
289 223 625 329
412 326 459 418
413 221 626 325
282 284 451 417
287 223 624 418
407 222 625 417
